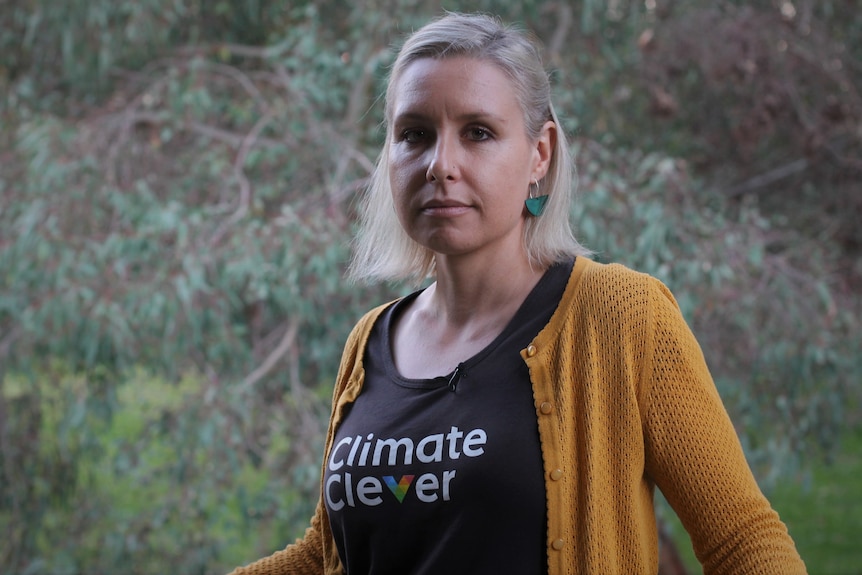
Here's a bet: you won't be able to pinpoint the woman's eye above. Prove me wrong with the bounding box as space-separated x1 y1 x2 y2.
401 129 426 143
466 127 490 141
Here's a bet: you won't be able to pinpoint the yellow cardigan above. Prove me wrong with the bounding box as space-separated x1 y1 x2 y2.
229 258 806 575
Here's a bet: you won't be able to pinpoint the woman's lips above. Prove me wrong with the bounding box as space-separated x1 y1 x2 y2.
420 200 471 216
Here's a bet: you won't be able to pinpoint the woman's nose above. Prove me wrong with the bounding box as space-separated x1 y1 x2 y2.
425 135 459 183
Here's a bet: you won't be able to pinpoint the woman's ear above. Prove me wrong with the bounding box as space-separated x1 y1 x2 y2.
532 120 557 181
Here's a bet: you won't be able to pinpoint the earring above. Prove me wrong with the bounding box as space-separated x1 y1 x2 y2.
524 179 549 217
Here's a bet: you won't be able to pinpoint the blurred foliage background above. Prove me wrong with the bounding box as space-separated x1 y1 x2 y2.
1 0 860 573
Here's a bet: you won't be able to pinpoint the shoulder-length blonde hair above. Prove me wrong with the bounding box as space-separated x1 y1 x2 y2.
348 12 591 285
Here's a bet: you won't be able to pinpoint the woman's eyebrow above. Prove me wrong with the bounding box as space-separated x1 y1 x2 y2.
392 110 508 125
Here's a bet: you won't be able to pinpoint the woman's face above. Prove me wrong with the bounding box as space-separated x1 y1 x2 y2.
388 56 554 262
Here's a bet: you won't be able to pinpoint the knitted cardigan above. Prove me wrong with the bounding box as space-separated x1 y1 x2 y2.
228 258 806 575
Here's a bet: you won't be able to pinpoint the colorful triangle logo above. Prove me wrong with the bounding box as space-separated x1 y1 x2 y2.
383 475 415 503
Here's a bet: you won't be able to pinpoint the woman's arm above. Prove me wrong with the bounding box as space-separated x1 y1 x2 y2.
642 279 806 575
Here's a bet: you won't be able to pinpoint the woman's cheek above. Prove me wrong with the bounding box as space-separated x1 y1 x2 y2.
390 156 423 198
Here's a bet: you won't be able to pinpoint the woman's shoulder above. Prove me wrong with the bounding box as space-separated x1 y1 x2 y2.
332 299 401 398
570 258 681 317
344 300 397 347
578 258 655 296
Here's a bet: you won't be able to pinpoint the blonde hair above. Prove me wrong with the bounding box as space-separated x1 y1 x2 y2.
348 12 590 284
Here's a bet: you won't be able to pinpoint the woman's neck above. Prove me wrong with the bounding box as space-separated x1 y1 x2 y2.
426 251 545 328
390 250 547 379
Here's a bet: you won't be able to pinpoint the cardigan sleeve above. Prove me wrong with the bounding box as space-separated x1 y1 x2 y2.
225 305 388 575
640 279 807 575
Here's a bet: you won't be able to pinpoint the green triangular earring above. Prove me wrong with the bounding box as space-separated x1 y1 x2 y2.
525 179 549 217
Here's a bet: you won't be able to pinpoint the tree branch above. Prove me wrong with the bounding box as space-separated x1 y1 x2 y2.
721 158 809 198
546 3 574 66
0 325 22 361
240 321 299 392
122 111 287 150
174 39 295 60
208 110 275 247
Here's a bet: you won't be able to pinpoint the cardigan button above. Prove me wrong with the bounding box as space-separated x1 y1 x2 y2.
552 538 565 550
539 402 553 415
525 344 537 357
550 469 563 481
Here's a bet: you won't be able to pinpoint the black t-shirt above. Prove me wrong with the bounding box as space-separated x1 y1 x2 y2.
324 260 574 575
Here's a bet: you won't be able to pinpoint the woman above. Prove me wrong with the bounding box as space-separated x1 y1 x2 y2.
229 12 806 575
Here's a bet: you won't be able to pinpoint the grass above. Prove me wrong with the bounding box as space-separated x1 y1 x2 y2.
771 426 862 575
665 425 862 575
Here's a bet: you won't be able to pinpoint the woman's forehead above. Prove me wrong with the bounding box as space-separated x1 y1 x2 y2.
389 56 520 120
